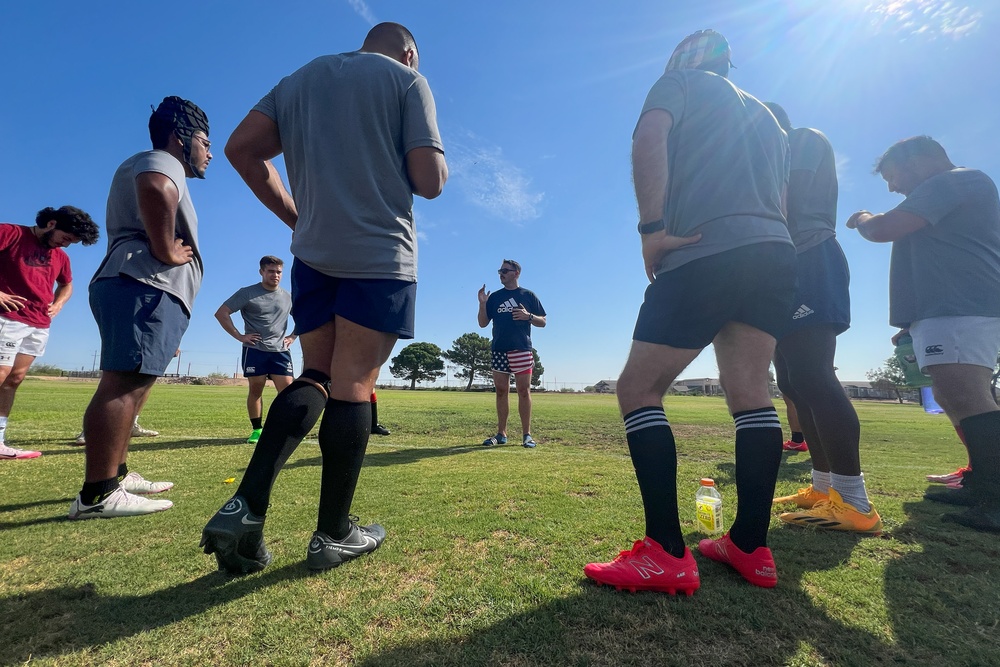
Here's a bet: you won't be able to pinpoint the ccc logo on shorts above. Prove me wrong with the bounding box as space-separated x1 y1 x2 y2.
246 366 256 373
925 345 944 356
3 342 16 349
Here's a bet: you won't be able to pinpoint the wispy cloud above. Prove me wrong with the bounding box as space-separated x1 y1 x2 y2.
446 130 544 223
835 151 854 190
865 0 982 39
346 0 376 26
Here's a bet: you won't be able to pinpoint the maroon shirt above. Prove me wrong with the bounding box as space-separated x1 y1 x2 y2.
0 224 72 328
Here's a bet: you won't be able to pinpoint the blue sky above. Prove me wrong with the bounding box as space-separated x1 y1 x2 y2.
1 0 994 389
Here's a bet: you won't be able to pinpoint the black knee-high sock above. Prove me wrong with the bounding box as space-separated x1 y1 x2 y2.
236 376 329 516
961 411 1000 497
317 399 372 539
623 407 685 558
729 407 783 553
370 396 379 429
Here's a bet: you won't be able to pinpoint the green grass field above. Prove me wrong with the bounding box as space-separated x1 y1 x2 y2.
2 381 998 666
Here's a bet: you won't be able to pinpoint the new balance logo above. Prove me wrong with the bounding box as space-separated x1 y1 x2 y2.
497 298 520 314
629 555 665 580
792 304 814 320
925 345 944 355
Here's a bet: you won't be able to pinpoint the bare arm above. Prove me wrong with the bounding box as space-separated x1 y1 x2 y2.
632 109 701 282
512 307 546 328
226 111 299 230
47 281 72 318
214 304 260 346
477 284 490 328
846 209 929 243
136 172 193 266
406 146 448 200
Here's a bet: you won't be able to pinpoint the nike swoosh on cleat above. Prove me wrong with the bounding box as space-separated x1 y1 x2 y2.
241 516 263 525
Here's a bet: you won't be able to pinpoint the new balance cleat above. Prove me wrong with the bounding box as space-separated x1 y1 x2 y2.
779 488 882 534
120 471 174 495
0 444 41 460
68 487 173 519
482 433 507 446
782 439 809 452
522 434 537 448
307 519 387 571
73 431 86 446
201 496 272 575
698 533 777 588
372 423 391 436
246 428 263 445
131 423 159 438
584 537 700 595
926 466 970 485
773 485 829 509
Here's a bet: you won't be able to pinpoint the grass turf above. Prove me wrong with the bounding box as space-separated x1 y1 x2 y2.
1 381 998 666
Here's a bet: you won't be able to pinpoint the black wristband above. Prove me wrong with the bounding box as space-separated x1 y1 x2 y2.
637 219 665 234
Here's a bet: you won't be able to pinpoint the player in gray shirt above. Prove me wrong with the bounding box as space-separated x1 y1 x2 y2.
848 135 1000 532
763 103 879 535
202 23 447 575
215 256 295 445
585 30 794 594
70 96 212 520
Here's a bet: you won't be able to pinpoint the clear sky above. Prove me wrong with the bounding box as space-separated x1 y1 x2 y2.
1 0 994 389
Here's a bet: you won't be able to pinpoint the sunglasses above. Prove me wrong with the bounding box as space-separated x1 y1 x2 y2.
498 268 516 275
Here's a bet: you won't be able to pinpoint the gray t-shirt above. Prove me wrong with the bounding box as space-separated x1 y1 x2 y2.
889 168 1000 327
253 51 444 282
787 127 838 253
93 150 202 315
637 69 791 274
223 283 292 352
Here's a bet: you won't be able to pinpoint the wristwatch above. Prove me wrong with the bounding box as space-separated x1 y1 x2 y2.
638 218 665 234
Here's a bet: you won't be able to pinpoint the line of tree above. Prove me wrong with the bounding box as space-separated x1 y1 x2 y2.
867 352 1000 404
389 333 544 390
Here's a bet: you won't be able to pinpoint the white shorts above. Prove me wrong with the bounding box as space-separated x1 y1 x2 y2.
0 316 49 366
911 316 1000 372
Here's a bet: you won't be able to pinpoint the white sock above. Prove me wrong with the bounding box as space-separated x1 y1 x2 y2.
0 416 7 443
811 469 831 494
831 472 871 513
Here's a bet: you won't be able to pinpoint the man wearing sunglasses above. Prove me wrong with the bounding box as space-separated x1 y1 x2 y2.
477 259 546 448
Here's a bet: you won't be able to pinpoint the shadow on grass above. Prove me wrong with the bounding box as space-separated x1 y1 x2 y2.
32 438 252 458
0 562 309 665
285 444 486 471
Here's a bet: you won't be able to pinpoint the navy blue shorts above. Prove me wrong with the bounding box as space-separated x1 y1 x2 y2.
241 347 294 377
782 237 851 337
290 259 416 339
90 277 189 376
633 242 797 349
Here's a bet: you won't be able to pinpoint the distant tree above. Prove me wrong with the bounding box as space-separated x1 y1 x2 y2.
530 348 545 388
390 342 445 389
443 333 493 391
25 363 63 377
584 385 596 393
866 357 907 403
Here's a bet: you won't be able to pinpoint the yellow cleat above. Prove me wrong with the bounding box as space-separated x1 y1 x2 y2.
773 484 829 509
779 489 882 535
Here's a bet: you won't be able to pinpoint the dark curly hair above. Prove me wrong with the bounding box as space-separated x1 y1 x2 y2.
35 206 100 246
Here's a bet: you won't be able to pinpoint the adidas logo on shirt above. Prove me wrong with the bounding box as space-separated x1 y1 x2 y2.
792 304 814 320
497 298 520 313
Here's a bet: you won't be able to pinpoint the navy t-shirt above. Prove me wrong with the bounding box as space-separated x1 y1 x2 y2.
485 287 545 352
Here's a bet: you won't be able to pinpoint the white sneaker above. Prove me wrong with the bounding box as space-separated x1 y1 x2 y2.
131 423 160 437
0 443 41 459
73 431 86 446
68 486 173 519
120 471 174 495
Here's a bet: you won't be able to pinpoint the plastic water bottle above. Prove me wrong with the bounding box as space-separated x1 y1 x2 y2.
696 478 723 534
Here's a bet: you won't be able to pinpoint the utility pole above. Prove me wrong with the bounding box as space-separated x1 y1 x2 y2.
175 350 182 376
91 350 99 373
